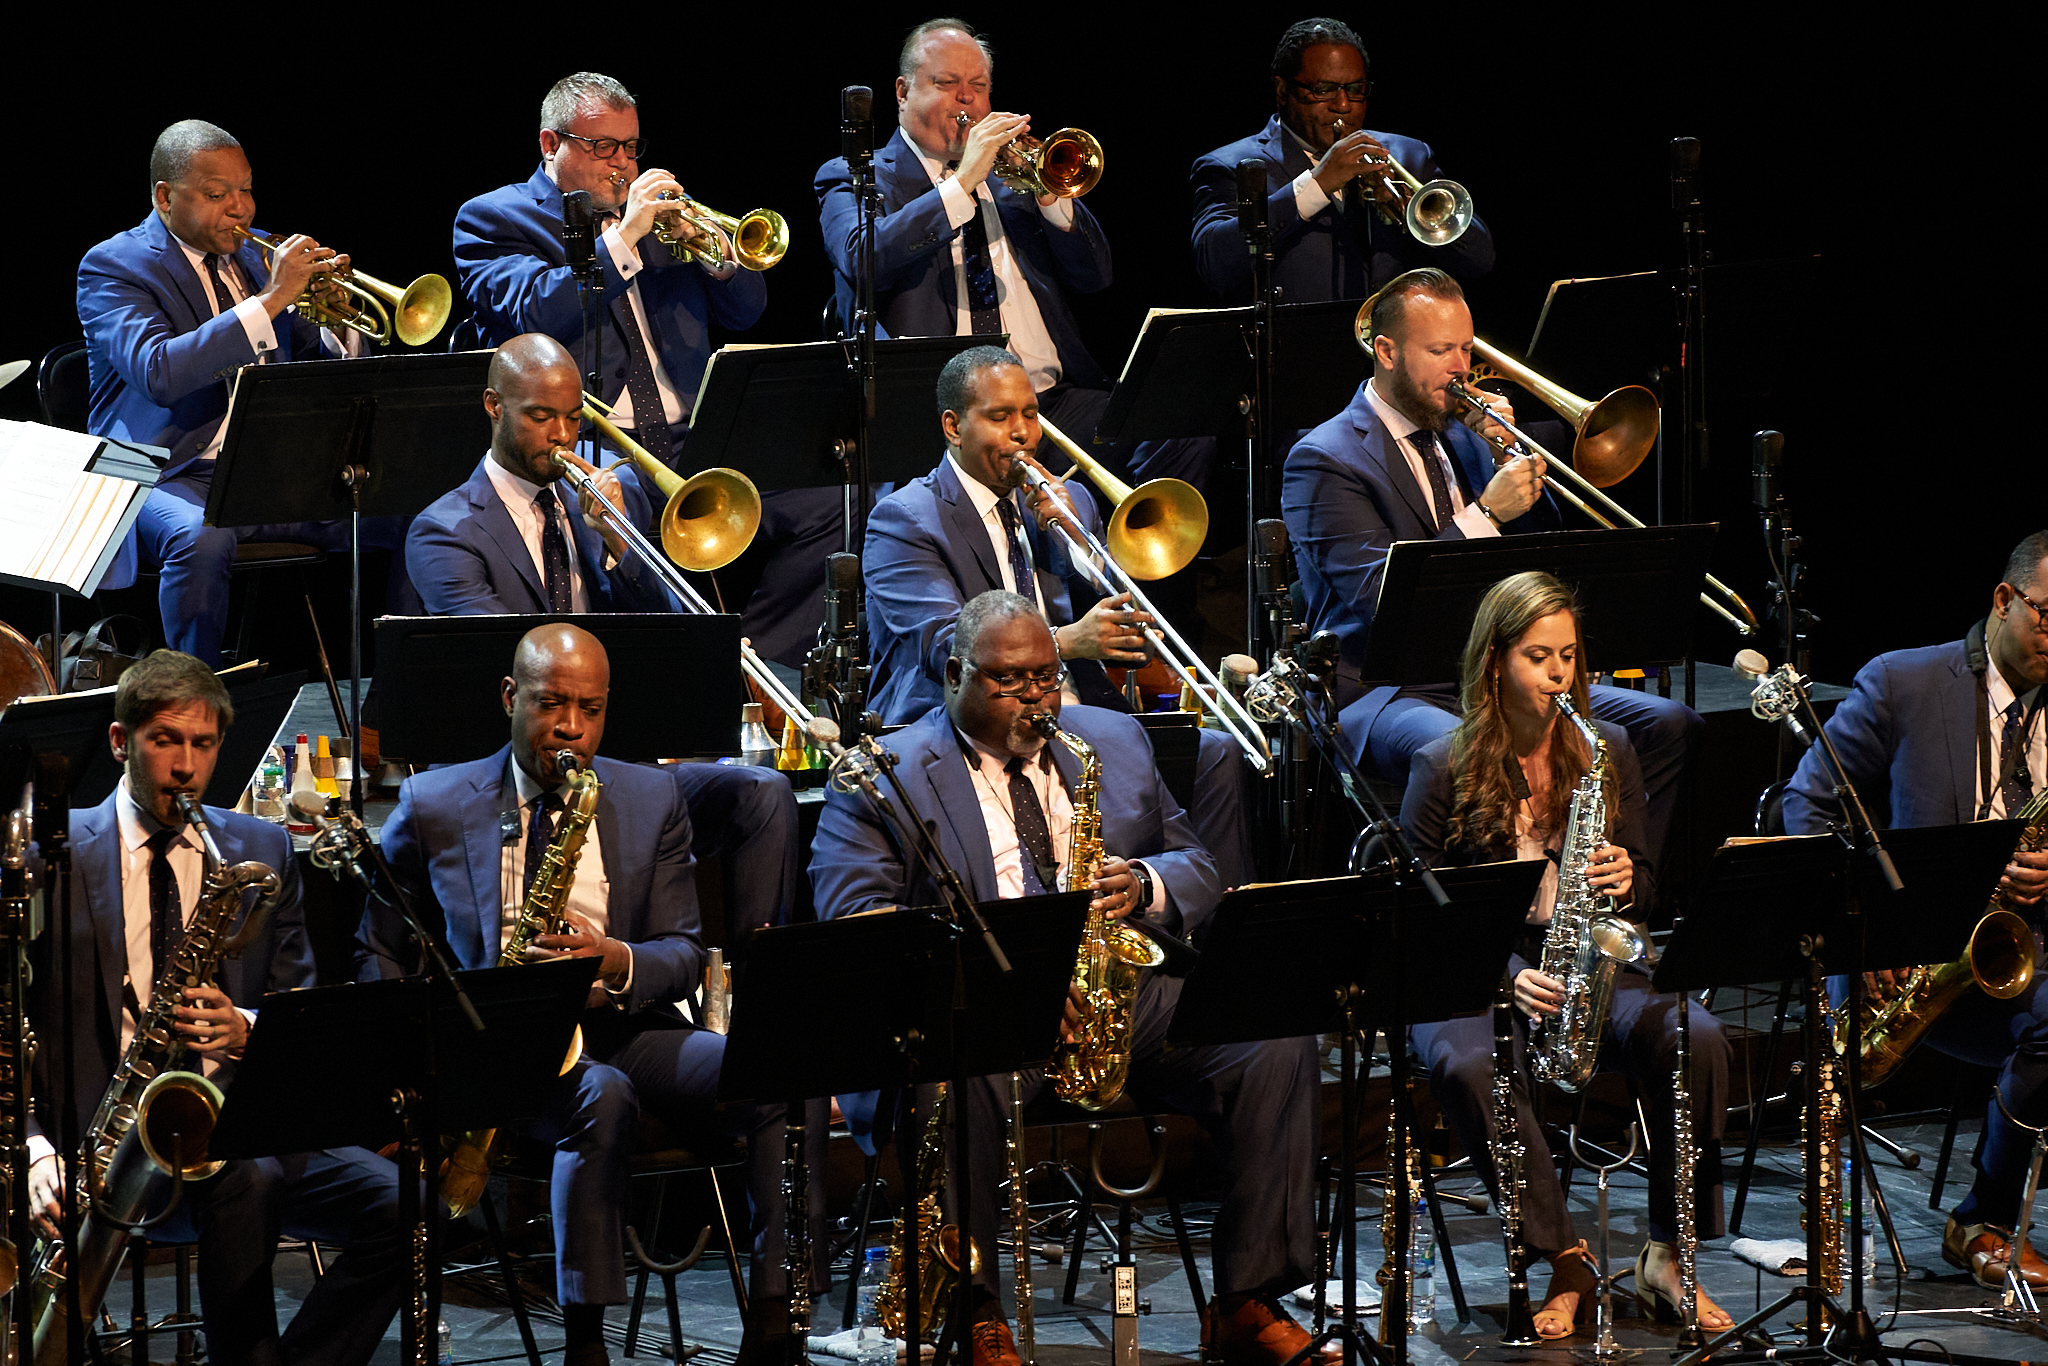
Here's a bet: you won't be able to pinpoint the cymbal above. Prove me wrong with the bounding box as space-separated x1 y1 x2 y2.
0 359 28 392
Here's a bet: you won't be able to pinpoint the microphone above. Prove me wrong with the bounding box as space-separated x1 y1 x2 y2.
1752 429 1784 512
1236 158 1268 240
841 85 873 165
1670 136 1700 210
824 551 862 642
561 190 595 273
1303 630 1343 680
1254 518 1293 604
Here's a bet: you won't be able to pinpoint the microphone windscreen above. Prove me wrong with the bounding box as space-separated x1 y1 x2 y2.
826 550 862 592
1733 648 1770 679
842 85 872 123
1256 518 1289 559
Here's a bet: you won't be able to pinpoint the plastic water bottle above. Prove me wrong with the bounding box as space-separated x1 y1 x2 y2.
854 1246 894 1365
1838 1160 1876 1286
437 1316 454 1366
1407 1199 1436 1330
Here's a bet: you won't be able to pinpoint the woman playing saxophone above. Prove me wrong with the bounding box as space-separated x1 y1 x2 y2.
1397 571 1734 1339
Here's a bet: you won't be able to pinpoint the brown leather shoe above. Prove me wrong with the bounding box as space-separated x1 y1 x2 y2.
1204 1292 1343 1366
1943 1216 2048 1289
969 1318 1022 1366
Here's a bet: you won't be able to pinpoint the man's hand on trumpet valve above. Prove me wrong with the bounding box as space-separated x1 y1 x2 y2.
1313 127 1397 205
254 233 337 319
617 167 686 250
1057 592 1153 666
955 111 1032 198
555 448 630 562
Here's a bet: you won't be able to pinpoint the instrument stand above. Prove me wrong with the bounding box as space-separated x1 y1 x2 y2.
1567 1122 1643 1363
1989 1089 2046 1323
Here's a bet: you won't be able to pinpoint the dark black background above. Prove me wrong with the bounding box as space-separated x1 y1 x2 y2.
1 12 2018 685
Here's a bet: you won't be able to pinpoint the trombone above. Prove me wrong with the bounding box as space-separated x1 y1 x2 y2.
1028 417 1270 772
955 114 1105 199
651 192 789 271
1333 120 1471 246
230 227 452 346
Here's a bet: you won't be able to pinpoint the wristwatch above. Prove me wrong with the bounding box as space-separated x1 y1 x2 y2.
1131 862 1155 912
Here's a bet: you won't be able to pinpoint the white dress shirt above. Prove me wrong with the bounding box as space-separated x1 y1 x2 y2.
482 454 593 613
1980 665 2045 821
946 450 1085 707
906 138 1072 394
501 759 633 994
958 729 1075 899
1365 378 1497 540
1284 124 1342 221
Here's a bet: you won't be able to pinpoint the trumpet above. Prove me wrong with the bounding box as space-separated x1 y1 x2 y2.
230 227 452 346
1332 120 1471 246
955 113 1104 199
1026 417 1269 772
651 192 789 271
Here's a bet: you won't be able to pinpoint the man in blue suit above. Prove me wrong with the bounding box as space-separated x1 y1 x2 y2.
810 592 1325 1366
364 623 808 1366
1284 267 1702 878
1785 532 2048 1289
814 19 1117 442
1189 18 1494 307
77 119 405 665
865 346 1254 887
27 650 405 1364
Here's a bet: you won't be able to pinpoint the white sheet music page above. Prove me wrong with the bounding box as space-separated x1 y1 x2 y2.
0 420 132 593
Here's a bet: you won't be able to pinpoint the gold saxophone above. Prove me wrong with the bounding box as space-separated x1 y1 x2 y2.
1847 787 2046 1089
32 795 279 1365
1035 716 1163 1111
876 1084 981 1339
441 755 598 1218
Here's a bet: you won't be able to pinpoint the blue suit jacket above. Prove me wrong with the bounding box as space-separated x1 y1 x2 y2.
30 793 310 1150
864 457 1105 725
363 748 702 1017
452 166 767 408
1783 636 1998 835
405 456 678 615
815 130 1114 387
1189 116 1494 305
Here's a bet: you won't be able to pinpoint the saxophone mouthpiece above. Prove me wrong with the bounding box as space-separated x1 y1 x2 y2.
1029 713 1060 739
173 791 208 831
553 749 584 776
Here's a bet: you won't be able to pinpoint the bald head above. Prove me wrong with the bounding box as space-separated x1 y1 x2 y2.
485 334 584 485
503 623 611 784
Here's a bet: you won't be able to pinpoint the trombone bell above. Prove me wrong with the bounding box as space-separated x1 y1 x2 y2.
1032 423 1207 580
579 397 762 572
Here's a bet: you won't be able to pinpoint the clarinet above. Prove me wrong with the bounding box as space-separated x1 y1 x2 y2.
787 1104 812 1341
1492 987 1541 1346
1008 1072 1036 1365
1674 992 1701 1346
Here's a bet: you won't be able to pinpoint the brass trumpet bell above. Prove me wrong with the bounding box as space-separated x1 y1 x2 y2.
653 194 790 271
231 226 451 346
996 128 1105 199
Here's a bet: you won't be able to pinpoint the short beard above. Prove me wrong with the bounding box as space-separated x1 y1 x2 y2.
1383 361 1452 434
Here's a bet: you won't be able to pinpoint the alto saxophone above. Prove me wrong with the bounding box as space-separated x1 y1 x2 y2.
1034 716 1163 1111
31 794 279 1366
1528 695 1647 1093
876 1084 981 1340
441 753 599 1218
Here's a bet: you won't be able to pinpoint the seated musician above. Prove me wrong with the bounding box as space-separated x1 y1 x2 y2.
810 590 1325 1366
406 332 798 956
362 623 811 1366
27 650 406 1365
863 345 1253 887
1399 571 1731 1337
77 119 405 666
1283 267 1702 895
1783 531 2048 1290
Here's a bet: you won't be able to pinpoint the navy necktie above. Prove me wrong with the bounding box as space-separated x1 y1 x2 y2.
1006 756 1058 894
534 487 575 613
995 497 1036 604
203 253 238 317
146 827 183 995
1411 429 1454 532
948 170 1003 335
2002 698 2036 818
608 293 677 468
524 792 559 897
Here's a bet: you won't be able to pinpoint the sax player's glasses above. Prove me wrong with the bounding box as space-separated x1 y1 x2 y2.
967 660 1067 697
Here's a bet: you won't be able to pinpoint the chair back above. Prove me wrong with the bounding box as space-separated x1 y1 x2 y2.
1755 779 1789 837
38 339 89 431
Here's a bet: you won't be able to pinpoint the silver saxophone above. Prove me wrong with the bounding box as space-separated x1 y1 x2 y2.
1528 694 1646 1093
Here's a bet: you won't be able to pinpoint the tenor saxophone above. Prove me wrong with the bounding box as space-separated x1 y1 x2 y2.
1034 716 1163 1111
441 754 599 1218
1528 695 1647 1093
31 795 279 1366
876 1084 981 1339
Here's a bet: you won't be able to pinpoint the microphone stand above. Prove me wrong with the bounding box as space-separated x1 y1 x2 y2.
839 87 879 555
1670 139 1705 529
1237 160 1279 662
1254 520 1306 879
804 551 871 746
563 189 603 460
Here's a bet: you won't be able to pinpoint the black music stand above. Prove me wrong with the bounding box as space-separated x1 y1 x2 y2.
209 351 492 808
1171 865 1539 1366
1659 826 2020 1366
212 959 595 1358
371 613 741 763
721 896 1088 1366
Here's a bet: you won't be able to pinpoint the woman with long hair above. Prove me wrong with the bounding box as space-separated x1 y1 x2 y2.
1401 571 1732 1339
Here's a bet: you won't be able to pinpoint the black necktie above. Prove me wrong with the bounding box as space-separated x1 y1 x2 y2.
994 497 1037 603
524 792 558 897
609 294 677 469
1411 429 1454 532
948 170 1003 335
203 253 238 317
146 827 183 995
534 487 575 613
2002 698 2036 818
1006 757 1057 894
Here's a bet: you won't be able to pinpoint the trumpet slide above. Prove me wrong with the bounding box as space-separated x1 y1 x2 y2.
230 227 452 347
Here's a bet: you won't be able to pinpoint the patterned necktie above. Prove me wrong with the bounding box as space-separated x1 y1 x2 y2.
534 487 575 613
524 792 559 897
1411 429 1455 532
146 827 183 997
1006 756 1057 894
994 497 1037 603
948 170 1003 335
609 294 677 469
203 253 238 317
2002 698 2036 818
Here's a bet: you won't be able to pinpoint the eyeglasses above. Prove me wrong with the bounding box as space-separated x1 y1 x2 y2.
968 660 1067 697
556 131 648 160
1290 79 1370 103
2014 585 2047 623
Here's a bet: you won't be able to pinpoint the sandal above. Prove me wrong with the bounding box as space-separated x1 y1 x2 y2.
1634 1242 1733 1332
1533 1241 1597 1340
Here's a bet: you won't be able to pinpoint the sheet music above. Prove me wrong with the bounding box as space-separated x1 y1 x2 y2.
0 420 149 594
1114 307 1226 384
